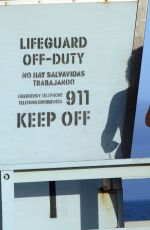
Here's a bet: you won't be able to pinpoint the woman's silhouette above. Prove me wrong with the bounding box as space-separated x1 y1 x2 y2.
101 47 143 159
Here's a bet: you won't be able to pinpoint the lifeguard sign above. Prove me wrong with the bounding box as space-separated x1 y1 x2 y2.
0 0 137 166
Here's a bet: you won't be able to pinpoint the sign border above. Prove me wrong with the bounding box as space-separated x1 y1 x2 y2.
0 0 137 6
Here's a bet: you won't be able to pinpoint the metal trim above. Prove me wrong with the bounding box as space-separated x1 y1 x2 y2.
14 164 150 183
0 158 149 170
0 0 138 6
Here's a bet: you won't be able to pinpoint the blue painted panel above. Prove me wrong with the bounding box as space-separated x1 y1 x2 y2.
132 1 150 157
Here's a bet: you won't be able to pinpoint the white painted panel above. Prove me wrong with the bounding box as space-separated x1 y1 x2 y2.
0 2 137 166
14 180 101 230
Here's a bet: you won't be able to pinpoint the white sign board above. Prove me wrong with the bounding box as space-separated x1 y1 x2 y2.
0 2 137 165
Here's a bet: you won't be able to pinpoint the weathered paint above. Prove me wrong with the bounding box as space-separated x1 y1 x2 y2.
0 0 138 6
